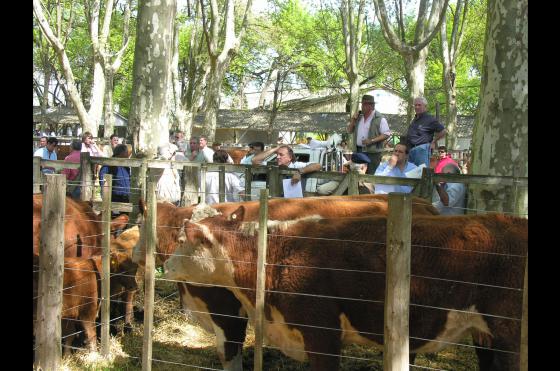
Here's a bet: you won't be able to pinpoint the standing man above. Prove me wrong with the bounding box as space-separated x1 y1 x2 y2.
346 94 391 174
406 97 446 168
374 142 417 194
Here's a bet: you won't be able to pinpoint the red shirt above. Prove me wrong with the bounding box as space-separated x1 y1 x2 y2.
61 150 81 181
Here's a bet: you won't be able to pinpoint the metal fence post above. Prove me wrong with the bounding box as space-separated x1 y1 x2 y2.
383 192 412 371
101 174 112 357
520 256 528 371
142 180 157 371
244 165 253 201
219 165 226 203
254 188 269 371
35 174 66 370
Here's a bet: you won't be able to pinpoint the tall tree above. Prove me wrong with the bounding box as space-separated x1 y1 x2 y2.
199 0 252 142
340 0 365 150
440 0 469 150
372 0 449 121
129 0 177 158
34 0 96 133
468 0 527 215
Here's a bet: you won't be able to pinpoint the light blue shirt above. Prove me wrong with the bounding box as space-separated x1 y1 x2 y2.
34 147 57 174
374 161 417 194
432 182 466 215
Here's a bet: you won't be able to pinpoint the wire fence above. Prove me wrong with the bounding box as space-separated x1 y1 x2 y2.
33 158 528 371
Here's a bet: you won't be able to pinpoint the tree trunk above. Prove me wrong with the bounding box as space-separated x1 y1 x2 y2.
403 49 428 123
41 63 50 133
202 59 226 141
129 0 177 158
468 0 527 216
103 69 115 138
87 61 105 137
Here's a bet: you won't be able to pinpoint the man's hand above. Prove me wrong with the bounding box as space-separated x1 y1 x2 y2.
388 154 398 167
291 171 301 185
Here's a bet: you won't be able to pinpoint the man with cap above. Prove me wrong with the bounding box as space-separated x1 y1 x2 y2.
316 152 374 195
347 94 391 174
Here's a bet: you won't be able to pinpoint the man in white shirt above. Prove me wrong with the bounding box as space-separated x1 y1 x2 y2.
432 164 466 215
195 135 214 163
205 149 244 204
347 94 391 173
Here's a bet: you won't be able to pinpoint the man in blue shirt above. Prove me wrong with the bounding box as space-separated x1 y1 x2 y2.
374 142 417 194
33 137 58 174
99 144 131 206
405 97 446 168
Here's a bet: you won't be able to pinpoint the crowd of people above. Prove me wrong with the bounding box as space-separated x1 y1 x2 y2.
33 94 467 213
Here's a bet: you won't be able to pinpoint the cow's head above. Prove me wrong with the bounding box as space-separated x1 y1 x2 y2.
164 205 245 286
110 251 139 291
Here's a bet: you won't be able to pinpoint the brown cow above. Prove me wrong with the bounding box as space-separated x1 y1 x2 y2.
33 252 138 355
132 195 438 370
33 194 129 257
165 209 527 371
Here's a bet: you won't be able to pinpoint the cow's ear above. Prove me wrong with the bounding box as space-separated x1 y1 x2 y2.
229 206 245 223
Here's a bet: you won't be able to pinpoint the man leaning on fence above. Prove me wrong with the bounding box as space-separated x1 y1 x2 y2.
99 144 131 217
34 136 58 174
346 94 391 174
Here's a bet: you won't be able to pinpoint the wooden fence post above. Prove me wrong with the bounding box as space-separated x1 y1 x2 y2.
181 164 199 206
268 165 280 197
383 192 412 371
140 159 148 202
219 165 226 203
520 256 528 371
244 166 253 201
80 152 93 202
348 169 359 195
35 174 66 370
254 188 269 371
413 167 434 200
101 174 112 357
33 156 42 194
142 180 157 371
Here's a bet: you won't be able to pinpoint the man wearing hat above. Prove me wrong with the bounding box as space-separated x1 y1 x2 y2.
347 94 391 174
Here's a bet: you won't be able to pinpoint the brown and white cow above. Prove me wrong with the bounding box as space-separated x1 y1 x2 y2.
33 194 129 257
165 208 528 371
132 195 439 370
33 251 138 355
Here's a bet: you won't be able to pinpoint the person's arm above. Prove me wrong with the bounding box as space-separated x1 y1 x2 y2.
346 112 361 133
431 129 447 150
290 162 322 185
252 146 278 165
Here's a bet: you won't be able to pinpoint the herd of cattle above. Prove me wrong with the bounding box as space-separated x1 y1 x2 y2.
32 193 528 370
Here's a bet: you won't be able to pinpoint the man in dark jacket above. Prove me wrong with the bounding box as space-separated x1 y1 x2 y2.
99 144 131 205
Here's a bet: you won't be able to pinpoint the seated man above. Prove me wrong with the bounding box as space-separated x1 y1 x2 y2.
432 163 466 215
374 142 417 194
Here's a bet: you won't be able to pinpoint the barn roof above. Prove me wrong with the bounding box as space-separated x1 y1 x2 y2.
32 106 127 126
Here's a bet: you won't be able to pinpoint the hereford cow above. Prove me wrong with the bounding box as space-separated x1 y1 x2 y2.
164 209 528 371
33 252 138 355
132 195 439 370
33 194 129 257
